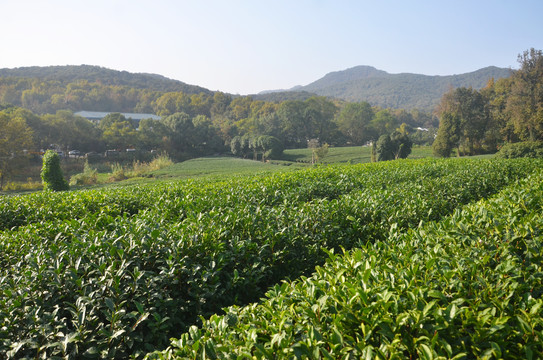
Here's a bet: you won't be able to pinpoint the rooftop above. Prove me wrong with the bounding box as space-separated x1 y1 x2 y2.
75 111 161 121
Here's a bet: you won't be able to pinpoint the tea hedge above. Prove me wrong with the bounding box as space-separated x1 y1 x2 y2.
150 167 543 359
0 158 524 231
0 158 541 358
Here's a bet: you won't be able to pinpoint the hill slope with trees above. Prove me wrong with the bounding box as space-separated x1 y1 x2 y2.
0 65 211 94
260 65 511 111
433 48 543 157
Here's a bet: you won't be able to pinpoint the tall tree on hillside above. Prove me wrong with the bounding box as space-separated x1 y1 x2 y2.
479 78 512 148
210 92 232 118
506 48 543 141
229 96 253 121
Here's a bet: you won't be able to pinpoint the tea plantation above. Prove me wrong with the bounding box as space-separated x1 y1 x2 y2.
0 158 541 359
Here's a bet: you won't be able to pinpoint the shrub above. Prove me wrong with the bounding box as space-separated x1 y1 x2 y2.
148 154 173 170
376 134 394 161
124 155 173 178
496 141 543 158
40 150 69 191
69 160 98 186
109 162 126 181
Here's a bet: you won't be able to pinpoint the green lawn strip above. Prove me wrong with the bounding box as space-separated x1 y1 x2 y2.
281 145 434 164
150 169 543 359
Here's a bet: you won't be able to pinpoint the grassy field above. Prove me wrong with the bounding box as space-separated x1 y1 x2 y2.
147 145 437 181
281 144 435 164
151 156 303 179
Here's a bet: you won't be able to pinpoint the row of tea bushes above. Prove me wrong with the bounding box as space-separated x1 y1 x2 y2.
1 158 534 231
150 168 543 359
1 158 541 358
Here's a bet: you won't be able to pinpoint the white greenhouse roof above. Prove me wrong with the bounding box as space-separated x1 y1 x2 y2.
75 111 161 121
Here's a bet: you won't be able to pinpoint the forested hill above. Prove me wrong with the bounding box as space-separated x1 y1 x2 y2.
259 65 511 111
0 65 212 94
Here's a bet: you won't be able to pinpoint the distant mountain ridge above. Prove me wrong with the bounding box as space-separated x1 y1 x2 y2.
0 64 512 111
258 65 512 111
0 65 212 95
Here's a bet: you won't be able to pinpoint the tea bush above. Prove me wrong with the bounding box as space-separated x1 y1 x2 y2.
0 158 541 358
152 169 543 359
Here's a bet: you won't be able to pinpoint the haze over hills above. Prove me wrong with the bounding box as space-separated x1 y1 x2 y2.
0 65 212 95
257 65 512 111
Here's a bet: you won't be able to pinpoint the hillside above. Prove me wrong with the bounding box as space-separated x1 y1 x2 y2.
0 65 212 95
251 90 318 102
259 65 511 111
0 64 512 112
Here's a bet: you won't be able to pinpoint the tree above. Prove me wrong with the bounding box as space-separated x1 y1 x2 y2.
435 87 489 155
370 109 398 139
192 115 224 155
161 112 223 158
390 130 412 159
138 118 168 151
433 112 461 157
230 136 243 157
43 111 102 153
277 100 307 147
256 135 283 161
303 96 338 144
210 92 232 118
229 96 253 121
315 143 329 163
375 134 394 161
100 114 138 150
506 48 543 141
336 102 374 145
307 139 329 164
0 112 34 190
41 150 69 191
375 131 412 161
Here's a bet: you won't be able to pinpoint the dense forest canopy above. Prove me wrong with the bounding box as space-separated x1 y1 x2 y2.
433 48 543 157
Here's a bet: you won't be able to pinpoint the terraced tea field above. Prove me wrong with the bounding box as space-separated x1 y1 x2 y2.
0 158 541 358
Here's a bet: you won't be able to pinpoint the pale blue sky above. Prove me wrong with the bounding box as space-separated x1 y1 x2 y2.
1 0 542 94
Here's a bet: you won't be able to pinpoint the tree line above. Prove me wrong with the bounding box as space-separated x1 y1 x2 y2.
433 48 543 157
0 88 438 188
0 96 437 154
